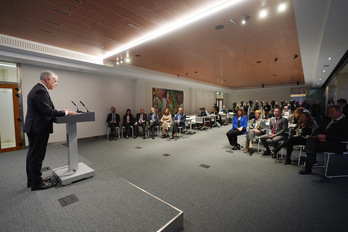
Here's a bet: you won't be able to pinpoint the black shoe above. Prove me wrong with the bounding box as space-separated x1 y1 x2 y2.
126 135 129 139
31 181 57 191
271 152 277 158
284 159 291 165
27 182 31 188
109 137 113 141
134 135 137 139
262 150 271 156
298 168 312 175
143 136 146 139
152 135 155 139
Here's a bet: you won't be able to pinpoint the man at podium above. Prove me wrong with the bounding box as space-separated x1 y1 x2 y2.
24 70 77 191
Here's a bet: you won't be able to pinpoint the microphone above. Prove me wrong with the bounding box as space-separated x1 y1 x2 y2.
80 101 89 112
71 101 81 113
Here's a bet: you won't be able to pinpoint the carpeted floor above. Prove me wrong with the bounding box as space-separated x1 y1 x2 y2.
78 126 348 232
0 145 182 232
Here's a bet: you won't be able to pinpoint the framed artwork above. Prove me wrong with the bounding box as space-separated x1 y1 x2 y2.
152 88 183 116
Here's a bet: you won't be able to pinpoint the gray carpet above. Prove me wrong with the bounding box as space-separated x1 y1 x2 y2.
78 126 348 232
0 145 182 232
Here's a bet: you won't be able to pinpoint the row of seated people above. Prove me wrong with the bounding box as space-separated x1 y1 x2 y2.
106 107 186 140
226 105 348 175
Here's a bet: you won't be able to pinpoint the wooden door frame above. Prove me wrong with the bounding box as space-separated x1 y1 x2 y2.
0 84 21 152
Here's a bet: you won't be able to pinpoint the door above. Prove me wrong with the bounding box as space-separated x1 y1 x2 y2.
0 84 21 152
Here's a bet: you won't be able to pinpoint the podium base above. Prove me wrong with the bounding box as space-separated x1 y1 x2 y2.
53 162 95 186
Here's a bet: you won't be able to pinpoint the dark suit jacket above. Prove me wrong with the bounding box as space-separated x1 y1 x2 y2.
123 114 134 125
315 117 348 143
173 113 186 127
147 112 159 124
269 116 288 136
24 83 65 134
106 113 120 125
135 113 148 124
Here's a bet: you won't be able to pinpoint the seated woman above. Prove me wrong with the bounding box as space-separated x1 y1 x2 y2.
211 108 224 127
288 108 303 124
226 108 248 150
272 112 314 165
244 110 266 152
123 109 134 139
161 108 172 138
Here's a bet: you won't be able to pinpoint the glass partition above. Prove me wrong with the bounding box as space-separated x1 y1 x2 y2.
0 88 16 149
0 61 17 83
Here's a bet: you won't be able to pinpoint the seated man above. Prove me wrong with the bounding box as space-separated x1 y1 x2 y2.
260 107 288 157
221 105 229 114
299 105 348 174
147 107 159 139
133 108 147 139
106 107 120 140
170 108 186 139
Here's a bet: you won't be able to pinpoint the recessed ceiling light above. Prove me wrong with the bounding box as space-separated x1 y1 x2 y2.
323 70 325 73
319 79 322 80
125 58 131 63
328 57 332 60
278 3 287 12
229 19 236 25
259 9 268 18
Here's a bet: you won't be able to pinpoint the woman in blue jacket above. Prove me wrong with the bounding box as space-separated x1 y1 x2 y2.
226 108 248 150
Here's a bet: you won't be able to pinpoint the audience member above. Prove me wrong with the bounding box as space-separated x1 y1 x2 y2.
310 100 321 125
161 108 172 138
337 98 348 117
299 105 348 174
170 108 186 139
226 108 248 150
123 109 134 139
272 112 314 164
148 107 159 139
253 100 260 112
221 105 229 114
260 107 288 157
288 108 303 124
282 105 291 116
106 107 120 140
211 108 224 127
263 102 271 118
244 110 266 152
133 108 147 139
198 107 207 116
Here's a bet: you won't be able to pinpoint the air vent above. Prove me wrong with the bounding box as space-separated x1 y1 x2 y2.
256 61 262 63
0 34 101 64
52 8 71 16
39 29 54 34
323 64 330 67
128 23 140 30
45 20 62 26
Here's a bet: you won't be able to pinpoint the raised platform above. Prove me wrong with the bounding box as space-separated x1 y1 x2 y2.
0 145 183 232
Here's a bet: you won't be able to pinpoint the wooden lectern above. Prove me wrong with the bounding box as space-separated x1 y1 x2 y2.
53 112 95 185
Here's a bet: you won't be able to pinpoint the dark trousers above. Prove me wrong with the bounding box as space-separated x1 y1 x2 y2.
134 123 146 136
108 123 119 138
305 136 346 169
124 123 133 136
26 133 50 186
273 136 307 160
226 129 243 146
149 122 158 136
172 122 184 136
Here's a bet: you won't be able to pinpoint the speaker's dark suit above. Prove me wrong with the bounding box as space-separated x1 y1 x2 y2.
24 83 66 186
260 116 288 152
134 113 148 136
172 113 186 136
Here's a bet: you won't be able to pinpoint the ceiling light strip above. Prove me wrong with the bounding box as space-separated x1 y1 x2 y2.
101 0 242 59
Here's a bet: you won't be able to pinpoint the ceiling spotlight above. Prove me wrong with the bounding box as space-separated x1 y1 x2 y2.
259 9 268 18
215 25 224 30
242 15 250 24
293 54 298 59
116 62 120 65
328 57 332 60
229 19 236 25
274 58 278 62
278 3 287 12
323 70 325 73
120 60 123 64
125 57 131 63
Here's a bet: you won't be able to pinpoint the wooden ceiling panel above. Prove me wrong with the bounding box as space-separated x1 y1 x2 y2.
0 0 304 89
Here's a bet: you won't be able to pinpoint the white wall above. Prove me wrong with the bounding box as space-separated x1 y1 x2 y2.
21 64 135 145
224 86 294 109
